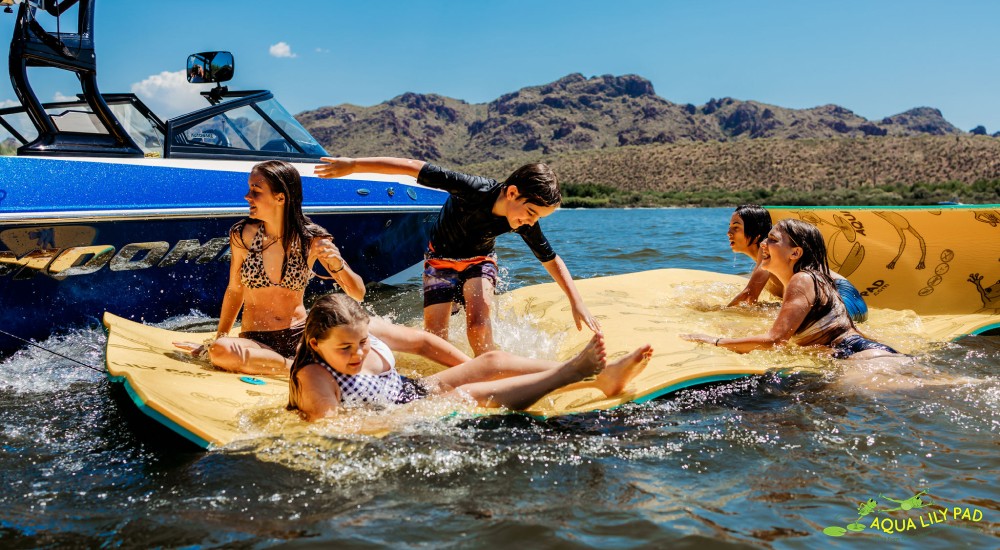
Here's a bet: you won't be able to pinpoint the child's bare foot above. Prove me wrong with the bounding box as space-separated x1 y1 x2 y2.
560 333 607 383
595 344 653 396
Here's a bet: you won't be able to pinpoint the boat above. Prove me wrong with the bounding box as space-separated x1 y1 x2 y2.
0 0 445 355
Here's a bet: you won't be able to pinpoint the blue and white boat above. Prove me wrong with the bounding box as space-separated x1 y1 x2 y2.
0 0 444 355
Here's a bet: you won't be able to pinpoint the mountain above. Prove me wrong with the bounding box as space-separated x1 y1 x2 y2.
296 73 966 165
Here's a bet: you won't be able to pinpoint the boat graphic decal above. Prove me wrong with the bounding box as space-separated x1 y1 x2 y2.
0 237 230 280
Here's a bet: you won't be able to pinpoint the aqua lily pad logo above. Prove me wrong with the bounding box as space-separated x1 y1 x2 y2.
822 490 985 537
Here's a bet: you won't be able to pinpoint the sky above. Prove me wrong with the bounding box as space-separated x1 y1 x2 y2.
2 0 999 136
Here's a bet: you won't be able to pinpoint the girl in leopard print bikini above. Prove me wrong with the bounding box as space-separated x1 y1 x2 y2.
175 160 366 374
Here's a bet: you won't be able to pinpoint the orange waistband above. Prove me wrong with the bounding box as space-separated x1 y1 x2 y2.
425 255 496 273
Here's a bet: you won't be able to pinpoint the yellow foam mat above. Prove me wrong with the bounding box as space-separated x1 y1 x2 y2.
104 265 997 450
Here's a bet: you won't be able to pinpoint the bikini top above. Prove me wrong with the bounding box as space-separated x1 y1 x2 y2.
792 271 854 347
320 336 404 408
239 224 313 291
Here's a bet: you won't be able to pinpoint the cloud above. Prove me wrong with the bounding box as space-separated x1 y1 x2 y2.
53 91 77 102
130 70 212 119
315 47 330 54
269 42 297 58
1 99 19 108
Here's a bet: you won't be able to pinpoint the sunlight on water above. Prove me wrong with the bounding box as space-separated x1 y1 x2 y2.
1 209 998 547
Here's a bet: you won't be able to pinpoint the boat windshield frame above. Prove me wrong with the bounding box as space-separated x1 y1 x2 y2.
164 90 329 162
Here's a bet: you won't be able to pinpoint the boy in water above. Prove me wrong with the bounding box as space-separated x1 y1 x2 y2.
315 157 600 355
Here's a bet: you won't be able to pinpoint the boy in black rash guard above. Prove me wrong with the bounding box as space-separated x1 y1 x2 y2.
315 157 600 355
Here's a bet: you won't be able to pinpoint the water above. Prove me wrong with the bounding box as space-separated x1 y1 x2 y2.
1 208 997 548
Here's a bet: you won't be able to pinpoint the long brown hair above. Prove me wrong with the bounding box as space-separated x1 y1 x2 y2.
287 294 369 409
233 160 331 278
775 218 839 305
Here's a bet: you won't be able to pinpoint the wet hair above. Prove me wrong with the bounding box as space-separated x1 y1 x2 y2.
287 294 370 409
734 204 772 247
232 160 331 278
775 219 830 277
504 163 561 207
774 218 859 329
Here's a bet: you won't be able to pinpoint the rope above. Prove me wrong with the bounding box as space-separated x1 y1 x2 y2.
0 328 104 373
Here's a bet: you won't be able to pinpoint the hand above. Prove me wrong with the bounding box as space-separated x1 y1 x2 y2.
314 157 357 179
679 333 715 345
173 340 209 359
572 302 601 334
315 238 345 271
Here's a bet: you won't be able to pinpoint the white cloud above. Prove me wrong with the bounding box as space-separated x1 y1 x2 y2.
53 91 77 102
315 47 330 54
130 70 212 119
269 42 297 58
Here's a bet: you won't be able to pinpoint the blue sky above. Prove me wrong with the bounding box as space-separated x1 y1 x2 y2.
2 0 999 134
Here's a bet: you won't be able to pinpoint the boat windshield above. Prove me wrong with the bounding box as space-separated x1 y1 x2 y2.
169 95 328 159
108 103 165 157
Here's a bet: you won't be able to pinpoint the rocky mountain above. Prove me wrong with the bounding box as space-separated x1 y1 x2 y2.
296 73 967 165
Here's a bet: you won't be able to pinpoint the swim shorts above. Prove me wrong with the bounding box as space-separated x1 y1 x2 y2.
239 324 305 359
422 254 499 309
831 334 899 359
395 376 430 404
835 278 869 324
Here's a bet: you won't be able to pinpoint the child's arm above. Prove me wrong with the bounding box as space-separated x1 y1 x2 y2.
295 363 343 421
727 263 770 307
314 157 425 179
541 256 601 333
310 237 366 302
682 272 815 353
369 317 471 367
216 232 248 337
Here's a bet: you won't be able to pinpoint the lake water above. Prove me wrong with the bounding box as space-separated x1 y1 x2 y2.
1 208 996 548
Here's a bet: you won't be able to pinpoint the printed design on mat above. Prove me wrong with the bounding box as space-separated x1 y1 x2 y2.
973 210 1000 227
792 211 866 277
968 270 1000 313
873 211 927 270
917 249 955 297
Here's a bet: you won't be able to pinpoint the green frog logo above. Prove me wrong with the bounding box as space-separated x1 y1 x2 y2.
822 497 879 537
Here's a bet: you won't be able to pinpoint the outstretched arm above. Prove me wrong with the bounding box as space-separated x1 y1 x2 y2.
369 317 471 367
683 272 815 353
314 157 425 179
542 256 601 333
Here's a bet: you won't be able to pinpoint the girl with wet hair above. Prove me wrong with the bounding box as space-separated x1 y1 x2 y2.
288 294 654 421
726 204 869 322
175 160 366 375
686 219 898 359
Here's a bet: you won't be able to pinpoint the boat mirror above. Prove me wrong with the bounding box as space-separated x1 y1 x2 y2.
187 51 235 84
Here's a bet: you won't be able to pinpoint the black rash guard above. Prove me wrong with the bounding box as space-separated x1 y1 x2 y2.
417 163 557 262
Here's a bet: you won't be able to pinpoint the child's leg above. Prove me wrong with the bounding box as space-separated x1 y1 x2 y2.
449 334 607 410
423 303 453 341
428 350 561 389
208 337 291 375
462 276 496 356
564 345 653 397
423 263 462 342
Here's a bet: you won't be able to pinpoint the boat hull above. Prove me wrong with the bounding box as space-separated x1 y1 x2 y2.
0 157 444 354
